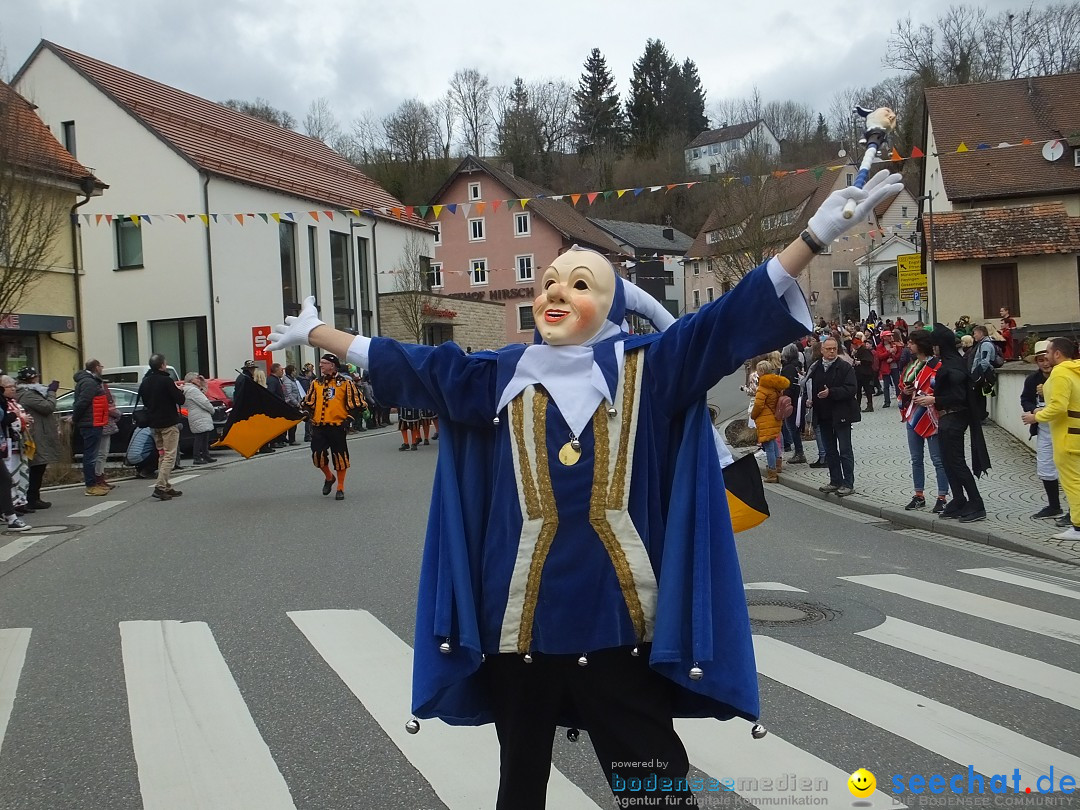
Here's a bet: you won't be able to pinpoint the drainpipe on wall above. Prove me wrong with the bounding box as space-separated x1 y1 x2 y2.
69 175 97 361
369 215 380 336
202 173 219 376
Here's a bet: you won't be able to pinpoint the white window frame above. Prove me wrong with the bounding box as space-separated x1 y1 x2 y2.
692 289 701 309
692 261 700 276
470 258 488 286
516 254 534 282
832 270 850 289
514 211 531 237
706 287 715 302
432 221 441 246
469 218 485 242
468 182 481 201
518 303 535 331
429 262 443 290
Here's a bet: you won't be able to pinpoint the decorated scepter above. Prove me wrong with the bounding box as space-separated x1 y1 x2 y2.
842 105 897 219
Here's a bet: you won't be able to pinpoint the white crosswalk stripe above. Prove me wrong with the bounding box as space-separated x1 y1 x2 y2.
0 535 49 563
68 500 125 518
1 566 1078 807
120 620 296 809
145 473 199 488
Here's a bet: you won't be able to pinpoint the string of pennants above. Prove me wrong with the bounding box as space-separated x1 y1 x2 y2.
71 133 1072 229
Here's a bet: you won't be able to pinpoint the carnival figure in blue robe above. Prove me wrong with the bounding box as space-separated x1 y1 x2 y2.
267 169 903 808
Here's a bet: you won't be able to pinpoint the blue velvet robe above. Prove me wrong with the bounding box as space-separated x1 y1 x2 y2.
367 262 808 726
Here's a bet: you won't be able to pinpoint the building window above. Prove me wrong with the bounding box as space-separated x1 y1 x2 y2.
61 121 77 157
428 262 443 289
119 322 139 365
279 221 299 317
149 316 208 378
706 287 715 302
833 271 850 289
307 225 319 306
356 236 372 337
469 218 485 242
330 231 356 331
433 221 441 246
468 182 481 201
514 212 531 236
692 289 701 309
692 261 700 276
846 173 854 187
516 254 534 282
761 208 798 230
981 263 1019 318
470 259 488 286
902 205 908 218
518 303 535 331
115 218 143 269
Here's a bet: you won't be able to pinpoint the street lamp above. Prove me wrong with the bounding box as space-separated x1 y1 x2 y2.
916 192 936 324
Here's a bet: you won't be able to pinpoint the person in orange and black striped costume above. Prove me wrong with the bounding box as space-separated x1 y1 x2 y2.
302 353 365 500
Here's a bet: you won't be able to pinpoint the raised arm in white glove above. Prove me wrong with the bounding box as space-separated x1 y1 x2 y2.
806 169 903 246
265 296 364 364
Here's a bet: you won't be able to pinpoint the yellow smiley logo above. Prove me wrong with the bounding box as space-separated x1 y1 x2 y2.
847 768 877 797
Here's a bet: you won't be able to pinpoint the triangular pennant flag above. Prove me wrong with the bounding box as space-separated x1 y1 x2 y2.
976 143 990 150
446 203 458 215
271 213 281 223
686 182 697 189
82 214 90 224
795 168 808 174
603 190 614 199
520 199 531 208
351 209 361 217
95 214 103 225
740 177 751 187
549 195 564 201
143 215 152 224
433 205 444 219
633 188 644 196
956 142 968 152
617 189 628 198
891 148 904 162
666 184 677 191
474 202 484 215
404 206 414 219
1021 138 1033 145
910 146 925 158
772 170 785 179
586 192 599 205
570 194 581 206
827 164 843 171
309 211 320 221
131 215 141 227
391 207 402 218
324 211 334 220
198 214 209 226
491 199 502 213
418 205 430 218
283 212 295 221
459 203 470 218
649 185 662 192
258 213 269 223
177 213 188 223
234 214 244 224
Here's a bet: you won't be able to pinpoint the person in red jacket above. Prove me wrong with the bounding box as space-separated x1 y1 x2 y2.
873 331 904 408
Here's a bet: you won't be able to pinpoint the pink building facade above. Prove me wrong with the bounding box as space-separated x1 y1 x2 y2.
428 156 624 345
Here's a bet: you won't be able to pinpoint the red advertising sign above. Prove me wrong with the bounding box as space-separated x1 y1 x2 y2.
252 326 272 361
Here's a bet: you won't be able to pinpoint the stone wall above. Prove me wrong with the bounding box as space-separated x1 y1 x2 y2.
988 362 1036 451
377 292 508 351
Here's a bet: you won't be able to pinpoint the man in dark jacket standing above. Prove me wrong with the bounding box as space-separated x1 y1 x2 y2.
138 354 185 501
72 359 109 496
807 337 860 496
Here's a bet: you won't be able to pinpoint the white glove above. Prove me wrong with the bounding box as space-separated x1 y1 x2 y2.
806 169 903 246
265 295 325 352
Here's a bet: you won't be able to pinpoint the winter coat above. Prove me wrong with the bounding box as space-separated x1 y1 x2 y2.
1021 369 1050 438
751 373 791 443
183 383 216 434
137 369 184 429
807 358 860 425
873 342 903 377
282 374 302 407
852 344 876 381
72 369 107 428
15 384 61 465
267 373 285 400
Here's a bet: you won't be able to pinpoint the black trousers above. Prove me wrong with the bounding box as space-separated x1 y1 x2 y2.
27 464 46 503
857 379 875 407
937 412 982 506
485 647 696 809
0 461 13 516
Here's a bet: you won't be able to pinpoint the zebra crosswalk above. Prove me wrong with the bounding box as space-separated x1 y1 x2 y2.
0 564 1077 808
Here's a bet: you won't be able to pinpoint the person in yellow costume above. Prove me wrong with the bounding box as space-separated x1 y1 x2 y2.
1023 336 1080 540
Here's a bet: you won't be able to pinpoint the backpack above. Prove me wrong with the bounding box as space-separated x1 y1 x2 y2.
773 393 793 421
990 343 1005 368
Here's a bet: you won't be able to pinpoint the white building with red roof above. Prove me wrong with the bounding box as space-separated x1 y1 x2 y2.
14 41 432 377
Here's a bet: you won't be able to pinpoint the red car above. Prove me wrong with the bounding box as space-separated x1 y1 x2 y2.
204 378 236 409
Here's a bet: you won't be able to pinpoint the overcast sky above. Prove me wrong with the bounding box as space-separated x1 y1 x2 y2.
4 0 1026 133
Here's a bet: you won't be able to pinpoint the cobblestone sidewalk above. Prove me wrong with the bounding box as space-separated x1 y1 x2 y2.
761 401 1080 566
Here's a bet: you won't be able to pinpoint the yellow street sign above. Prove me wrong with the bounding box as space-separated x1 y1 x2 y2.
897 253 927 301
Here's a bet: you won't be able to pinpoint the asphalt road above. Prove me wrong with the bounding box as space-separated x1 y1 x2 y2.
0 423 1077 810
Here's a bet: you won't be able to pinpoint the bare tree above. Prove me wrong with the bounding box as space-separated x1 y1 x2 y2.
383 99 440 166
432 93 457 160
530 78 575 155
762 100 816 145
448 68 493 157
387 231 436 344
220 97 296 129
1031 2 1080 74
0 85 84 319
303 96 341 143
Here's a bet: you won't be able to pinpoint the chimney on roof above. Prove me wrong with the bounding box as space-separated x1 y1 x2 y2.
662 227 675 240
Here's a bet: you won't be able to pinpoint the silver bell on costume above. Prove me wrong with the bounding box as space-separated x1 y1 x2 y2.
439 640 452 654
689 665 704 681
492 415 500 425
631 647 639 657
405 718 421 734
577 654 588 667
570 437 581 452
523 653 533 663
566 728 580 742
751 724 768 739
607 406 617 417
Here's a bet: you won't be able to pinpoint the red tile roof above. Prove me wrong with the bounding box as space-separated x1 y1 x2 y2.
930 203 1080 261
431 156 626 256
686 120 764 150
34 41 424 227
0 80 102 190
925 73 1080 201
